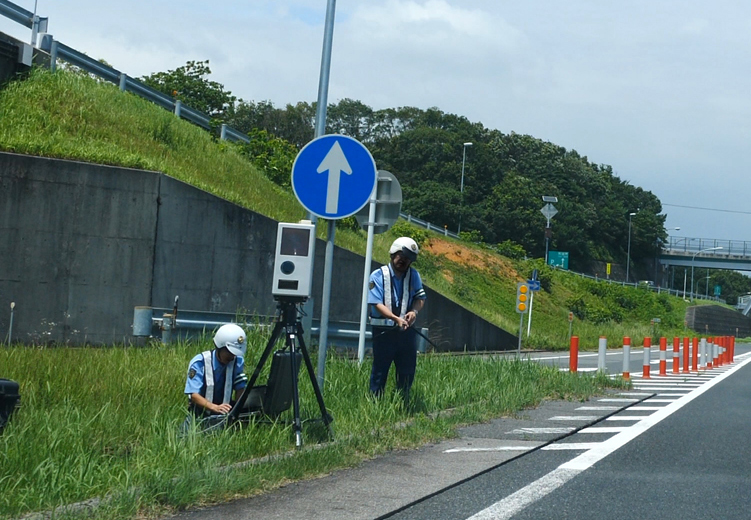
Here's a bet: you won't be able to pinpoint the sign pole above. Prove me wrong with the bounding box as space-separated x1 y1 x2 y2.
526 291 534 337
357 185 377 363
313 0 338 390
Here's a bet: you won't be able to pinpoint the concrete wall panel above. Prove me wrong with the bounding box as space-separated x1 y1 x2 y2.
0 153 158 344
1 152 517 351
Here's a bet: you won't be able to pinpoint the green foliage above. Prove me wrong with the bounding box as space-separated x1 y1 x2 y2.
140 60 236 118
495 240 527 260
238 128 297 188
390 220 429 248
459 229 484 243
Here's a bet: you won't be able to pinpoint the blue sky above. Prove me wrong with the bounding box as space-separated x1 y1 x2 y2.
2 0 750 244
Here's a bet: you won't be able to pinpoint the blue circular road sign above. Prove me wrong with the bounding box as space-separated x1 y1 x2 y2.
291 134 377 219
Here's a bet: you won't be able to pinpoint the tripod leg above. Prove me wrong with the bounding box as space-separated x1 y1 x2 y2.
286 324 304 448
296 321 334 439
228 320 283 423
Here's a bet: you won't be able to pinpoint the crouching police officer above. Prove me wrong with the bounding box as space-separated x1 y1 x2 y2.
368 237 427 403
182 323 249 432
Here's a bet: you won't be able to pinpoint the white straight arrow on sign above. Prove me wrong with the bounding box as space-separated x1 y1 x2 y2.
317 141 352 214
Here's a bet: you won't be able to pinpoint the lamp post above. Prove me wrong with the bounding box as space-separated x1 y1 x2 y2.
625 212 637 283
458 142 473 234
691 246 722 302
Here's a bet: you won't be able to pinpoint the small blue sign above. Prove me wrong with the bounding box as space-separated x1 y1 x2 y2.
527 280 541 291
291 134 377 219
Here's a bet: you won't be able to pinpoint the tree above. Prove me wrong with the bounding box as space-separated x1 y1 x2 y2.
140 60 236 118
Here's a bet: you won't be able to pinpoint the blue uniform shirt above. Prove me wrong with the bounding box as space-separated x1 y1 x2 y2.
184 350 246 399
368 263 426 318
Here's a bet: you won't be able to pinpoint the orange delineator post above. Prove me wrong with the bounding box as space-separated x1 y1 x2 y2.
691 337 699 372
672 337 680 374
683 337 690 373
570 336 579 373
642 337 652 379
622 336 631 380
718 336 725 366
731 336 736 363
659 337 667 376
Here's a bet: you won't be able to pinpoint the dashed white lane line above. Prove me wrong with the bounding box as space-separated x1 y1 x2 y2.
505 427 575 435
577 426 629 434
541 443 601 451
444 446 535 453
548 416 600 421
466 356 751 520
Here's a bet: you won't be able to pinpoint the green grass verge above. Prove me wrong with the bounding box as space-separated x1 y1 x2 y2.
0 337 628 519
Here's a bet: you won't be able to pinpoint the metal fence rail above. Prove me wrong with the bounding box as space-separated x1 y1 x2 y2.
664 236 751 258
1 0 249 143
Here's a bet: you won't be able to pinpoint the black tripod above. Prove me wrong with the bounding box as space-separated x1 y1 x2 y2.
229 298 333 447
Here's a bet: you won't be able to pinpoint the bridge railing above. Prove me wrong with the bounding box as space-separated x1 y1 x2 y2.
664 236 751 257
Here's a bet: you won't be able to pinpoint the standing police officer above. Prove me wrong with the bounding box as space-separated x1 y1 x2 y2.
183 323 249 431
368 237 427 403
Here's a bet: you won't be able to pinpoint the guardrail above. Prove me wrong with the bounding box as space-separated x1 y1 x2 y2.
664 236 751 258
132 306 429 353
0 0 249 144
401 213 459 239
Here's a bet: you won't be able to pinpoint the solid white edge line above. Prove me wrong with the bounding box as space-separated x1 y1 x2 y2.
466 356 751 520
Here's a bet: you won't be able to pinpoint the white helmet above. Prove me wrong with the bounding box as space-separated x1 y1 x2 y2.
213 323 247 358
389 237 419 261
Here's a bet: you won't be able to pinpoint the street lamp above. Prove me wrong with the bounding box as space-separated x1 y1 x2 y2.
458 142 473 234
690 246 722 302
625 212 637 283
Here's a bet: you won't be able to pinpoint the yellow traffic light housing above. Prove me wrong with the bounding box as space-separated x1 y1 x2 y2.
516 283 529 314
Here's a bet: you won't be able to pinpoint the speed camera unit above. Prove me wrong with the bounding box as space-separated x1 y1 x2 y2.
272 221 316 300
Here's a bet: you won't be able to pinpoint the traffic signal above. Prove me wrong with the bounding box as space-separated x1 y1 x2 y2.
516 283 529 313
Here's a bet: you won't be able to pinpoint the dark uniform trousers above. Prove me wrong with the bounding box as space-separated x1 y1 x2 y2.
370 326 418 398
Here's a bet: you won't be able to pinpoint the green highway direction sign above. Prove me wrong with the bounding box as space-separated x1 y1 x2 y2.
548 251 569 269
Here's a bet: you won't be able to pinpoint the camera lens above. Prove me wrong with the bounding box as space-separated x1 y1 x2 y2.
280 261 295 275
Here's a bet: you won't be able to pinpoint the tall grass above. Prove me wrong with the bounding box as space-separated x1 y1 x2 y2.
0 336 627 519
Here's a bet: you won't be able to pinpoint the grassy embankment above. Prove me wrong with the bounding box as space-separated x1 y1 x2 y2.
0 68 719 351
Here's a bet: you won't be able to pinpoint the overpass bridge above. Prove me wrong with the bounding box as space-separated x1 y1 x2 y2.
660 236 751 271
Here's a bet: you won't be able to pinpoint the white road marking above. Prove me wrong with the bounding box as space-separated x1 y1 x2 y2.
465 355 751 520
541 443 602 451
505 427 575 435
578 426 629 433
598 398 639 402
605 416 647 421
548 416 600 421
444 446 534 453
576 406 620 411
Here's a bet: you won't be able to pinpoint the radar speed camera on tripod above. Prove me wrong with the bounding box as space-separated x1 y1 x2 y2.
229 221 333 447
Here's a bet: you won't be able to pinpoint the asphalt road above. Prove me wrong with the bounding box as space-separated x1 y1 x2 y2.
385 345 751 520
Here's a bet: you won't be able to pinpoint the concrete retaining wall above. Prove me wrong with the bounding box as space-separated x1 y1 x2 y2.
686 305 751 337
0 152 517 350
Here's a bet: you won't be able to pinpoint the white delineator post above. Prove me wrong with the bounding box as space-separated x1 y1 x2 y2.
598 336 607 372
622 336 631 380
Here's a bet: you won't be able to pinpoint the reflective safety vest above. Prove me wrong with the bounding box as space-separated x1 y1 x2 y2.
202 350 234 405
368 265 412 327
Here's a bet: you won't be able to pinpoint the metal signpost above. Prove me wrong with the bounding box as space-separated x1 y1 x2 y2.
540 196 558 264
291 134 377 388
525 273 541 337
354 171 402 363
